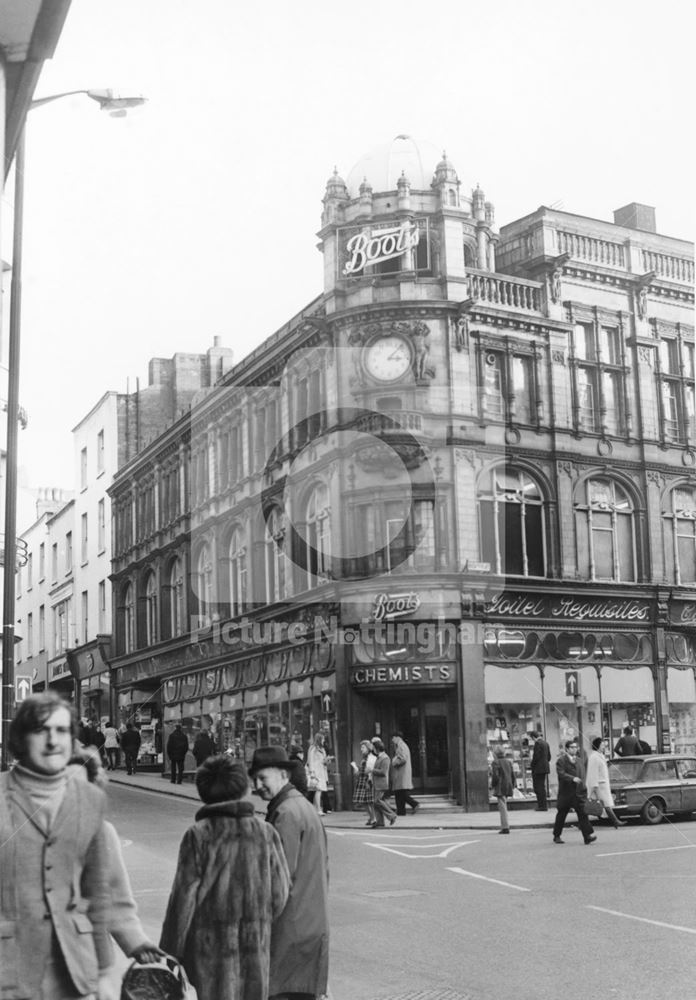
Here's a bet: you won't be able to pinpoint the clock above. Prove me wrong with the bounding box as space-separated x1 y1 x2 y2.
364 335 411 382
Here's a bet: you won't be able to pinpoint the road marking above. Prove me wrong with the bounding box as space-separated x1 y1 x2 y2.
447 867 530 892
596 844 696 858
369 840 479 859
587 905 696 935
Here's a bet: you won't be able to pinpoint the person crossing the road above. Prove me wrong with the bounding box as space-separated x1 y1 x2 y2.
371 737 398 828
552 739 597 845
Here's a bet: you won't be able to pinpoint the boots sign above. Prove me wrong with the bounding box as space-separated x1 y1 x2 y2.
341 220 421 276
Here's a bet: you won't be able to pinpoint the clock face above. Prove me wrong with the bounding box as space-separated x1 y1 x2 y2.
364 336 411 382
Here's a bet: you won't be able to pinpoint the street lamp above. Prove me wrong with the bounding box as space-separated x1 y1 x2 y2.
0 89 146 771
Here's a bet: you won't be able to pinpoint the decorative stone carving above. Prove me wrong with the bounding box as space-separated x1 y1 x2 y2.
455 449 478 468
556 461 573 478
451 314 469 351
551 349 566 365
637 345 653 366
646 470 663 488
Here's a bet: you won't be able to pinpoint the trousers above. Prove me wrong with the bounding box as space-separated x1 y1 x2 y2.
532 772 548 809
553 800 594 840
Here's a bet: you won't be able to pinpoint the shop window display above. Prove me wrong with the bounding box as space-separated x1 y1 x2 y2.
600 665 657 753
668 667 696 755
485 664 543 800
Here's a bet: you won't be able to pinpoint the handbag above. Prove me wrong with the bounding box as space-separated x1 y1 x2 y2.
306 766 319 791
121 956 198 1000
584 798 604 818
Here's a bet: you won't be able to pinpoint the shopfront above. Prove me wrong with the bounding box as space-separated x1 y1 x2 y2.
71 643 112 724
482 588 660 801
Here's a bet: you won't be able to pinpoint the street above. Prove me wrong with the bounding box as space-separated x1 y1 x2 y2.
105 784 696 1000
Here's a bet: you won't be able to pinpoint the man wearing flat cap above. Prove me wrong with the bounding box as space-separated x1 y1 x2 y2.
250 745 330 1000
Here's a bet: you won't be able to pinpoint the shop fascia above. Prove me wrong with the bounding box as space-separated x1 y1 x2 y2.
341 219 421 276
483 590 652 624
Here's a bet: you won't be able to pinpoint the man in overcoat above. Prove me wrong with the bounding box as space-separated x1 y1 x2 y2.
250 745 330 1000
552 739 597 845
390 733 419 815
0 692 114 999
529 730 551 810
166 722 189 783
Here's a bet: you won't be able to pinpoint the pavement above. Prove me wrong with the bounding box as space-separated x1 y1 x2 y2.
106 768 557 830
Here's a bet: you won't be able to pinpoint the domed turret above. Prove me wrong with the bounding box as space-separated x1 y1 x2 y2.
397 171 411 211
322 167 349 225
433 151 459 185
358 176 373 216
433 151 460 208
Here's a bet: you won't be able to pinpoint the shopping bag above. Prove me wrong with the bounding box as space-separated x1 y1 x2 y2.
121 956 198 1000
583 798 604 818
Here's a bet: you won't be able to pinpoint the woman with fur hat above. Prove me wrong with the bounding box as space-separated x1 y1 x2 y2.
160 755 290 1000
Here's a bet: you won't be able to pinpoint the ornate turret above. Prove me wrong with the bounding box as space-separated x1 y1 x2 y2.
322 167 349 225
358 176 373 216
433 151 460 208
397 171 411 211
472 183 486 221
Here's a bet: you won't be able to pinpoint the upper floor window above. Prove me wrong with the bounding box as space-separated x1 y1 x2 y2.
169 558 184 638
228 528 247 617
195 544 213 619
145 572 158 645
39 542 45 580
575 477 636 581
264 508 287 603
26 552 32 590
351 495 441 577
572 321 626 435
54 599 71 655
478 466 546 577
65 532 73 574
658 333 695 445
122 583 135 653
97 429 105 474
481 349 535 424
304 485 331 586
81 513 88 564
80 447 88 490
663 487 696 585
98 498 106 552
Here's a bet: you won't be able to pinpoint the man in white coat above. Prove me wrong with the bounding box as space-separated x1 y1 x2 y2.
390 732 419 816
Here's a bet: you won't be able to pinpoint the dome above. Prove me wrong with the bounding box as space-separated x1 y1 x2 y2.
345 134 443 196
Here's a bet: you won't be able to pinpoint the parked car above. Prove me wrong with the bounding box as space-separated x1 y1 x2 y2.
608 754 696 824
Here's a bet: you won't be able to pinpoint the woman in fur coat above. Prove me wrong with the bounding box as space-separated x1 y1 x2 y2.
160 755 290 1000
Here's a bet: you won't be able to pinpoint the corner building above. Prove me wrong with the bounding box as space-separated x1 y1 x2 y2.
109 136 695 810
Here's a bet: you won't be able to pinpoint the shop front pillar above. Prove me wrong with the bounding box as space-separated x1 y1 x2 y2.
460 634 489 810
334 640 351 811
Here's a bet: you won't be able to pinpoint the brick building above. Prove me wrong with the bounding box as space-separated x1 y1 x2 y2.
108 135 695 810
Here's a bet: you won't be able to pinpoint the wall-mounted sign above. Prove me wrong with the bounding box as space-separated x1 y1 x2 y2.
338 218 428 277
485 591 651 624
351 663 453 686
372 592 421 622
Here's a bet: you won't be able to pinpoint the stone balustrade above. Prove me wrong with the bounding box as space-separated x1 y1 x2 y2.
641 249 694 284
355 411 423 434
467 269 542 311
557 230 626 268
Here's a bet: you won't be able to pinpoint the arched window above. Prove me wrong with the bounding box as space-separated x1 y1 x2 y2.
264 508 287 603
463 242 477 269
229 527 247 616
195 544 213 619
169 558 184 637
123 582 135 653
305 485 331 586
663 487 696 585
575 478 636 581
478 466 546 577
145 572 158 646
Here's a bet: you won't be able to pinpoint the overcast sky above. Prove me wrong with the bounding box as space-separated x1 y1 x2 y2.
9 0 694 525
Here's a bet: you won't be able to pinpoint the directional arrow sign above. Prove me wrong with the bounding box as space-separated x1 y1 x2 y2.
565 671 579 696
15 675 32 703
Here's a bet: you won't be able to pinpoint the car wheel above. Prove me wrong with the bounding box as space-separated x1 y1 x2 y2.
641 798 665 825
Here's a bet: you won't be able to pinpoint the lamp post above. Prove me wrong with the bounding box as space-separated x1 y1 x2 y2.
1 89 146 771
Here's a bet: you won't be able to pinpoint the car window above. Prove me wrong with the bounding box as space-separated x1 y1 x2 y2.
608 760 643 783
642 760 678 782
676 759 696 779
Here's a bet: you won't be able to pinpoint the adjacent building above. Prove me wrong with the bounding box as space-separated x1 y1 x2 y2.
102 134 695 809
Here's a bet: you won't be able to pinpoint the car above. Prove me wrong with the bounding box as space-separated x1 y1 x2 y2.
608 754 696 825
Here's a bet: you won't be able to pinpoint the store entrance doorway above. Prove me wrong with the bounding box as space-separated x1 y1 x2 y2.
390 698 450 793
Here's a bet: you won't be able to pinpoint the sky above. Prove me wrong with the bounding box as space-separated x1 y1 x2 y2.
7 0 694 527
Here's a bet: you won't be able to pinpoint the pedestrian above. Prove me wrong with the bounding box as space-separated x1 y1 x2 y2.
390 732 419 815
120 722 142 775
586 736 626 828
103 721 120 770
0 692 115 999
91 722 107 766
70 744 165 964
351 739 377 826
529 730 551 810
306 731 331 815
161 755 291 1000
491 747 515 834
250 745 330 1000
166 722 189 784
552 739 597 845
192 728 216 767
613 725 641 757
370 737 397 828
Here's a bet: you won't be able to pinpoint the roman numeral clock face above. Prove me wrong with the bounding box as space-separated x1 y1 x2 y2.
364 336 411 382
